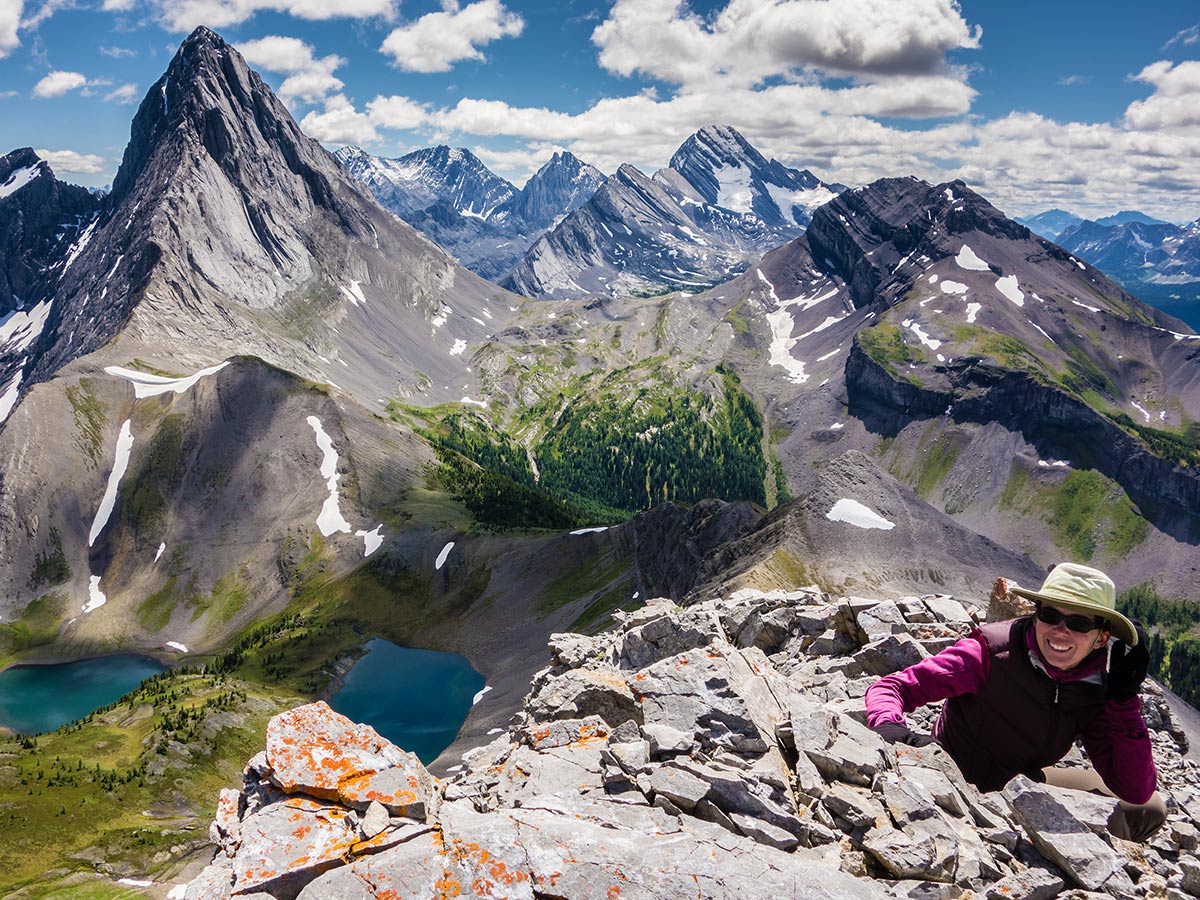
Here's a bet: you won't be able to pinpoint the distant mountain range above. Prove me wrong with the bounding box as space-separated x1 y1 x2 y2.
503 125 840 298
334 144 605 281
337 125 840 299
1017 208 1172 241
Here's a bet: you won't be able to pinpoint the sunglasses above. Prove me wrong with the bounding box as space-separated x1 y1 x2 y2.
1034 603 1104 634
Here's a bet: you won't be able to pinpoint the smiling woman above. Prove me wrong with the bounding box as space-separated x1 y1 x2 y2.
865 563 1167 843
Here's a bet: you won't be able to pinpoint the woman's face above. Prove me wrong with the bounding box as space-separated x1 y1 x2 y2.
1034 604 1109 670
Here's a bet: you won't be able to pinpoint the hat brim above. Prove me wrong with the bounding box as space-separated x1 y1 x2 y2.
1010 587 1138 645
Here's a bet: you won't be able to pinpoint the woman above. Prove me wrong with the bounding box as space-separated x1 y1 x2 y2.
865 562 1165 842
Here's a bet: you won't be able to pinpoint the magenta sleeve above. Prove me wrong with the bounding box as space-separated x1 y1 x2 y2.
864 632 990 728
1079 697 1158 804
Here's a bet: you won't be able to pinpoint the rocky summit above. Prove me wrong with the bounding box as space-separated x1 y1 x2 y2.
186 588 1200 900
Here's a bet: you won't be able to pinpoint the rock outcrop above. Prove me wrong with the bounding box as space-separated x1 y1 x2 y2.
186 588 1200 900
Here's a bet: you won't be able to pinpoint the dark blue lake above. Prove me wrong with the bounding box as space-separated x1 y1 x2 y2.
0 655 167 735
329 638 486 763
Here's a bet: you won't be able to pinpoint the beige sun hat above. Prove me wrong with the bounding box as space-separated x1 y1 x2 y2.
1010 562 1138 645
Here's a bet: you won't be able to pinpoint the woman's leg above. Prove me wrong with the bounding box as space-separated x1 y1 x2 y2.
1041 766 1166 843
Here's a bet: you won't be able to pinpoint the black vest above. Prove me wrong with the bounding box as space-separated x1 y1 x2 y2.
934 618 1107 792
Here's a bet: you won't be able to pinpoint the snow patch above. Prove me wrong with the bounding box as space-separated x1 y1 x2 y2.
155 542 166 562
1031 323 1056 345
0 163 41 199
105 361 229 399
435 541 455 570
89 419 134 546
0 299 53 354
307 416 352 536
955 245 991 271
995 275 1024 306
1071 300 1101 313
765 309 809 384
0 369 22 425
965 303 981 323
825 498 895 531
939 280 967 295
432 305 452 328
339 280 367 306
903 319 941 350
461 396 487 408
450 339 468 357
830 422 844 430
84 575 107 613
766 182 835 217
712 163 753 213
570 526 609 535
356 524 384 557
472 685 493 705
1131 401 1152 423
165 642 188 653
929 274 939 284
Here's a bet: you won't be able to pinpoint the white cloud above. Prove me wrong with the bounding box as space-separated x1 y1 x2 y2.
101 0 135 9
99 44 137 57
1125 60 1200 130
300 93 378 144
0 0 23 57
379 0 523 73
238 35 344 103
1165 24 1198 49
105 82 140 104
20 0 73 30
366 94 429 130
32 69 87 97
36 148 108 174
153 0 396 32
592 0 980 89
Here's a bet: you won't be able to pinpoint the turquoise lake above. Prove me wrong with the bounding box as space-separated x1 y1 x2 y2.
329 639 486 764
0 655 167 735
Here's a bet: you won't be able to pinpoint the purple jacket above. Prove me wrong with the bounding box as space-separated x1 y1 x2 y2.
865 618 1157 804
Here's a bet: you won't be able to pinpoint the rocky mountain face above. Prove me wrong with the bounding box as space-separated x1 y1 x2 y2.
0 148 99 422
658 174 1200 597
21 27 513 403
0 26 523 654
185 587 1200 900
502 124 838 298
1057 218 1200 329
334 144 516 219
336 146 606 281
0 148 98 317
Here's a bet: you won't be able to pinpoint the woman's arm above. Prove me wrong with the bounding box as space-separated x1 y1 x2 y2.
1078 698 1157 804
865 632 991 727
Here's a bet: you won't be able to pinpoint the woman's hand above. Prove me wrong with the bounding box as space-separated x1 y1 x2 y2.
871 721 934 747
1106 622 1150 702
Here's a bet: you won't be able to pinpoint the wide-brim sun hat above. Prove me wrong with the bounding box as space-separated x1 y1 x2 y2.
1010 562 1138 645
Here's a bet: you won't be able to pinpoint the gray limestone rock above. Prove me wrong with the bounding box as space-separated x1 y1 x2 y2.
1003 776 1131 893
985 867 1068 900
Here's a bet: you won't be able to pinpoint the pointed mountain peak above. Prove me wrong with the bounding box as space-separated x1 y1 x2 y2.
671 124 768 171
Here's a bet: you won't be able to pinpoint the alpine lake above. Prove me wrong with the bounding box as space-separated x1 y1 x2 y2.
0 638 484 764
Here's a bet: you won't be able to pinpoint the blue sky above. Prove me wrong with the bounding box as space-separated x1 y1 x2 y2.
1 0 1197 221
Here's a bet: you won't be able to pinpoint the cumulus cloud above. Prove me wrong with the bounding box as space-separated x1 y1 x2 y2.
238 35 344 103
1125 60 1200 130
592 0 980 88
366 94 429 130
32 69 87 97
152 0 396 32
1 0 23 57
35 148 107 174
379 0 523 73
104 82 140 103
300 94 378 144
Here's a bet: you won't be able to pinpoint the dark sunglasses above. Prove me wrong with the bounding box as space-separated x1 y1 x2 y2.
1034 603 1104 634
